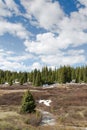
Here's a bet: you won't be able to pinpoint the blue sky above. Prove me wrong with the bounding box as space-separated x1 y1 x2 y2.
0 0 87 71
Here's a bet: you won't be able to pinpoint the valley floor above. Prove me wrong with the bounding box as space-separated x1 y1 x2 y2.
0 84 87 130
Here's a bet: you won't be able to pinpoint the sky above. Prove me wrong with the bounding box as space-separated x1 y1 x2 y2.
0 0 87 72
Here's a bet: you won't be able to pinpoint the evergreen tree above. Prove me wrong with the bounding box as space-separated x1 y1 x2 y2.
41 66 49 84
75 67 80 83
21 90 36 113
35 71 42 86
67 66 72 82
23 72 28 83
59 66 67 83
20 77 24 85
0 65 87 86
28 71 33 83
71 68 76 80
9 79 13 86
33 69 38 85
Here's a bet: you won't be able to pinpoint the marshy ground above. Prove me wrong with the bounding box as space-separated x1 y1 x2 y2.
0 84 87 130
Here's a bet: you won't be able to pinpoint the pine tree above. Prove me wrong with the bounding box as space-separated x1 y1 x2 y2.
20 77 24 85
71 68 76 80
33 69 38 85
75 67 80 83
59 66 67 83
21 90 36 113
23 72 28 83
9 79 13 86
28 71 33 82
35 71 42 86
67 66 72 82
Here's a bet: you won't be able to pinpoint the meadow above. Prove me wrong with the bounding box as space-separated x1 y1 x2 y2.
0 84 87 130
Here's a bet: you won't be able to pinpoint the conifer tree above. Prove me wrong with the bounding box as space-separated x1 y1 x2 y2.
9 79 13 86
20 77 24 85
35 71 42 86
21 90 36 113
33 69 38 85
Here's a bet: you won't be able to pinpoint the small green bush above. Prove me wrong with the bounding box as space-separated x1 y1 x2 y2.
20 90 36 113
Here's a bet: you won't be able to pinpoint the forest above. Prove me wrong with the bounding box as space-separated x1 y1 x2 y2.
0 66 87 86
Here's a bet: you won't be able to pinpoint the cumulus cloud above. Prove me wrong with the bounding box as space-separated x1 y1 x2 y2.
0 1 11 17
0 20 29 39
0 0 87 70
0 0 19 17
24 34 86 67
4 0 19 14
40 54 85 67
77 0 87 7
0 61 29 72
22 0 87 69
7 54 34 62
24 33 61 55
31 62 42 70
24 30 86 67
22 0 87 49
20 0 64 31
0 0 30 40
0 49 34 71
24 30 87 55
20 0 87 35
0 49 43 71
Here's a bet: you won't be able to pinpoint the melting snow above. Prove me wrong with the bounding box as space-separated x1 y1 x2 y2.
40 110 55 126
39 99 52 106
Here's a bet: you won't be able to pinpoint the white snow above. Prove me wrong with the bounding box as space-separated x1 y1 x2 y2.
5 82 9 85
39 99 52 106
40 110 55 126
14 81 20 84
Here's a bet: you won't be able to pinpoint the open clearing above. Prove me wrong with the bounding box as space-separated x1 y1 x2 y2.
0 84 87 130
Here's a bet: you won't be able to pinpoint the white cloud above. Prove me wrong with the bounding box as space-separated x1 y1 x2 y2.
21 0 64 31
0 1 12 17
0 61 29 72
31 62 42 70
0 49 14 58
0 49 34 71
0 0 19 17
67 49 85 55
24 30 87 55
7 54 34 62
0 0 87 70
20 0 87 36
0 0 30 40
22 0 87 68
23 0 87 54
24 33 62 55
0 20 29 39
4 0 19 14
77 0 87 7
0 48 46 71
24 33 86 66
0 49 34 62
40 54 85 67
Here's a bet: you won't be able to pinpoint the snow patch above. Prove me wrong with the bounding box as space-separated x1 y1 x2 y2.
5 82 9 85
39 110 56 126
39 99 52 106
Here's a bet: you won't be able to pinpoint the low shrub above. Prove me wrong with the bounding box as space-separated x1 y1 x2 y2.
24 110 42 126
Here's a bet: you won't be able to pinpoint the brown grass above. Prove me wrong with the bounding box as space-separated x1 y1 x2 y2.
0 84 87 129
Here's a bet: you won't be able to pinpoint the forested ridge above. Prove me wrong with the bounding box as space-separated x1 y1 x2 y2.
0 66 87 86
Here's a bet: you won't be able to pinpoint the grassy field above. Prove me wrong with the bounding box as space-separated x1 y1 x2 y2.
0 84 87 130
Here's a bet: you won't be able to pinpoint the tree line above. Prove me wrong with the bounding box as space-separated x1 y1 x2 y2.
0 66 87 86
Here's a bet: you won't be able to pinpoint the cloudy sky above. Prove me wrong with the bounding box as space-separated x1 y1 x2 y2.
0 0 87 71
